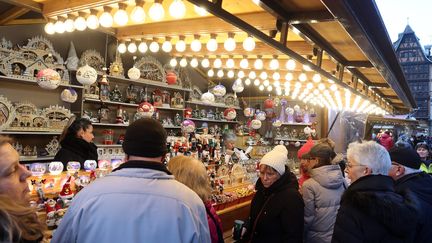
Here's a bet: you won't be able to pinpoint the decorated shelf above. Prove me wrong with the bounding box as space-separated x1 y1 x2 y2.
188 118 239 124
92 123 129 127
186 100 241 110
280 122 312 126
96 144 123 148
84 98 185 111
163 125 182 129
0 131 62 135
0 75 83 89
107 75 192 92
274 138 308 142
21 156 55 162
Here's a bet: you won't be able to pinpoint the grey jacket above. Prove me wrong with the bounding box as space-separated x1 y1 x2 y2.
302 165 346 243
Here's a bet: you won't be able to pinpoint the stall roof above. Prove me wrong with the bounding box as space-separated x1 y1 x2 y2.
0 0 416 114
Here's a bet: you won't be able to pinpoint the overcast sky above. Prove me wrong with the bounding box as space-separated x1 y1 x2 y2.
375 0 432 46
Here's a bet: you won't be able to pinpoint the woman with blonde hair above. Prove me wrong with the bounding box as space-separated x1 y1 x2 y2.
168 156 223 243
0 195 45 242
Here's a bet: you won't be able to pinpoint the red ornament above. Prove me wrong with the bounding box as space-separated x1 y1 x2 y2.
166 71 177 85
184 107 193 118
264 98 274 109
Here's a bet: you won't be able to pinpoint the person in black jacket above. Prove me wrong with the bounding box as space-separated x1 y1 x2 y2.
240 145 304 243
332 141 420 243
54 117 98 169
389 144 432 243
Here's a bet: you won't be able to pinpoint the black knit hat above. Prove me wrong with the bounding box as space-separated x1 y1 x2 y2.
389 146 421 169
122 118 167 158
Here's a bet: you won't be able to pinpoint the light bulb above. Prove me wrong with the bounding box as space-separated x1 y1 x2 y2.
74 16 87 31
180 58 187 67
240 59 249 69
149 41 160 52
86 14 99 29
213 58 222 68
284 81 290 87
277 89 282 96
249 71 256 79
299 73 307 82
330 84 338 91
131 5 146 23
224 37 236 51
243 36 255 51
267 86 273 92
149 2 165 21
194 5 208 16
138 42 148 53
285 73 293 81
272 72 280 80
286 59 296 70
190 58 199 67
191 39 202 52
54 20 65 33
260 72 268 80
64 19 75 32
162 40 172 52
226 58 235 69
44 22 55 35
269 58 279 70
208 69 214 77
128 42 137 53
318 83 325 90
201 58 210 68
312 73 321 83
114 8 128 26
263 79 270 87
169 0 186 19
118 43 127 53
259 85 264 91
245 78 251 86
217 70 224 78
175 39 186 52
170 58 177 67
254 58 263 69
254 79 260 86
306 82 313 89
274 80 280 87
99 11 113 27
238 70 245 78
227 70 235 78
206 38 218 52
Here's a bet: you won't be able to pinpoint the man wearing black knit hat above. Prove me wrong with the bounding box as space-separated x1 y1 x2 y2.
53 118 211 243
389 144 432 243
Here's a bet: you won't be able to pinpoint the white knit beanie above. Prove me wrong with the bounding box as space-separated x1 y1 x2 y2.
260 145 288 175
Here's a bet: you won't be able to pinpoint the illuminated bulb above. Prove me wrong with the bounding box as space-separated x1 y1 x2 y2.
267 86 273 92
351 95 362 111
295 82 302 88
284 81 290 87
206 38 218 52
299 73 307 82
175 39 186 52
277 89 282 96
201 58 210 68
44 22 55 35
272 72 280 80
227 70 235 78
190 58 199 68
318 83 325 90
162 40 172 52
249 71 257 79
169 0 186 19
260 72 268 80
170 58 178 67
74 16 87 31
54 19 65 33
328 79 335 84
213 58 222 68
245 78 251 86
243 36 255 51
224 36 236 51
269 58 279 70
254 59 264 69
131 5 146 23
263 80 270 87
330 84 338 91
240 59 249 69
286 59 296 70
217 70 224 78
259 85 264 91
254 79 260 86
194 5 208 16
86 14 99 29
99 11 113 27
180 58 188 67
118 43 127 53
226 59 235 69
237 70 245 78
208 69 214 77
114 8 129 26
138 42 148 53
190 39 202 52
274 80 280 87
285 73 294 81
312 74 321 83
306 83 313 89
64 19 75 32
149 2 165 21
313 90 319 95
128 42 137 53
303 64 312 71
345 89 351 110
149 41 160 52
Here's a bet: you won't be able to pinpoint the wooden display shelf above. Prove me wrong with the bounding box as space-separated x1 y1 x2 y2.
274 138 308 142
92 123 128 127
96 144 123 148
106 75 192 92
84 98 185 111
0 131 62 135
188 118 239 124
21 156 54 162
281 122 312 126
0 75 84 89
186 100 241 110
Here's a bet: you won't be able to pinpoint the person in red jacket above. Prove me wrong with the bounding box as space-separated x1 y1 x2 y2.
379 131 394 151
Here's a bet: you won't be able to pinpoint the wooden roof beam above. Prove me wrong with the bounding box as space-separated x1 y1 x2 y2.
286 10 335 24
0 6 30 25
0 0 42 13
3 18 46 25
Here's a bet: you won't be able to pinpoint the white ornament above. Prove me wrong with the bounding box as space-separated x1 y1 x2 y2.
201 91 215 104
60 88 78 103
294 105 301 112
251 119 262 129
232 79 245 93
36 69 61 90
212 84 227 97
273 120 282 127
304 126 311 135
295 141 301 147
256 111 266 121
76 65 98 85
127 67 141 80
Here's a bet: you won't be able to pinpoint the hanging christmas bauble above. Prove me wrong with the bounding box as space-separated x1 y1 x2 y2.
232 79 244 93
127 67 141 80
273 119 282 127
60 88 78 103
48 161 64 176
224 108 237 120
264 98 274 109
212 84 226 97
84 160 97 172
36 68 61 90
243 107 254 117
137 102 155 118
273 97 280 107
76 64 98 85
166 71 177 85
251 119 262 129
181 119 196 133
304 126 312 135
294 105 301 113
201 91 215 104
256 111 266 121
295 141 301 147
286 107 294 115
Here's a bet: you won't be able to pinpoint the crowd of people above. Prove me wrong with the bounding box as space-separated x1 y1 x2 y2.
0 118 431 243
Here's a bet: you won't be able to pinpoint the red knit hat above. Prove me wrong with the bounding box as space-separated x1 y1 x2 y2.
59 176 74 199
297 139 315 159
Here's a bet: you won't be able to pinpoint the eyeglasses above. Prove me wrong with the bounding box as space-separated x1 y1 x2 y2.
346 162 366 169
